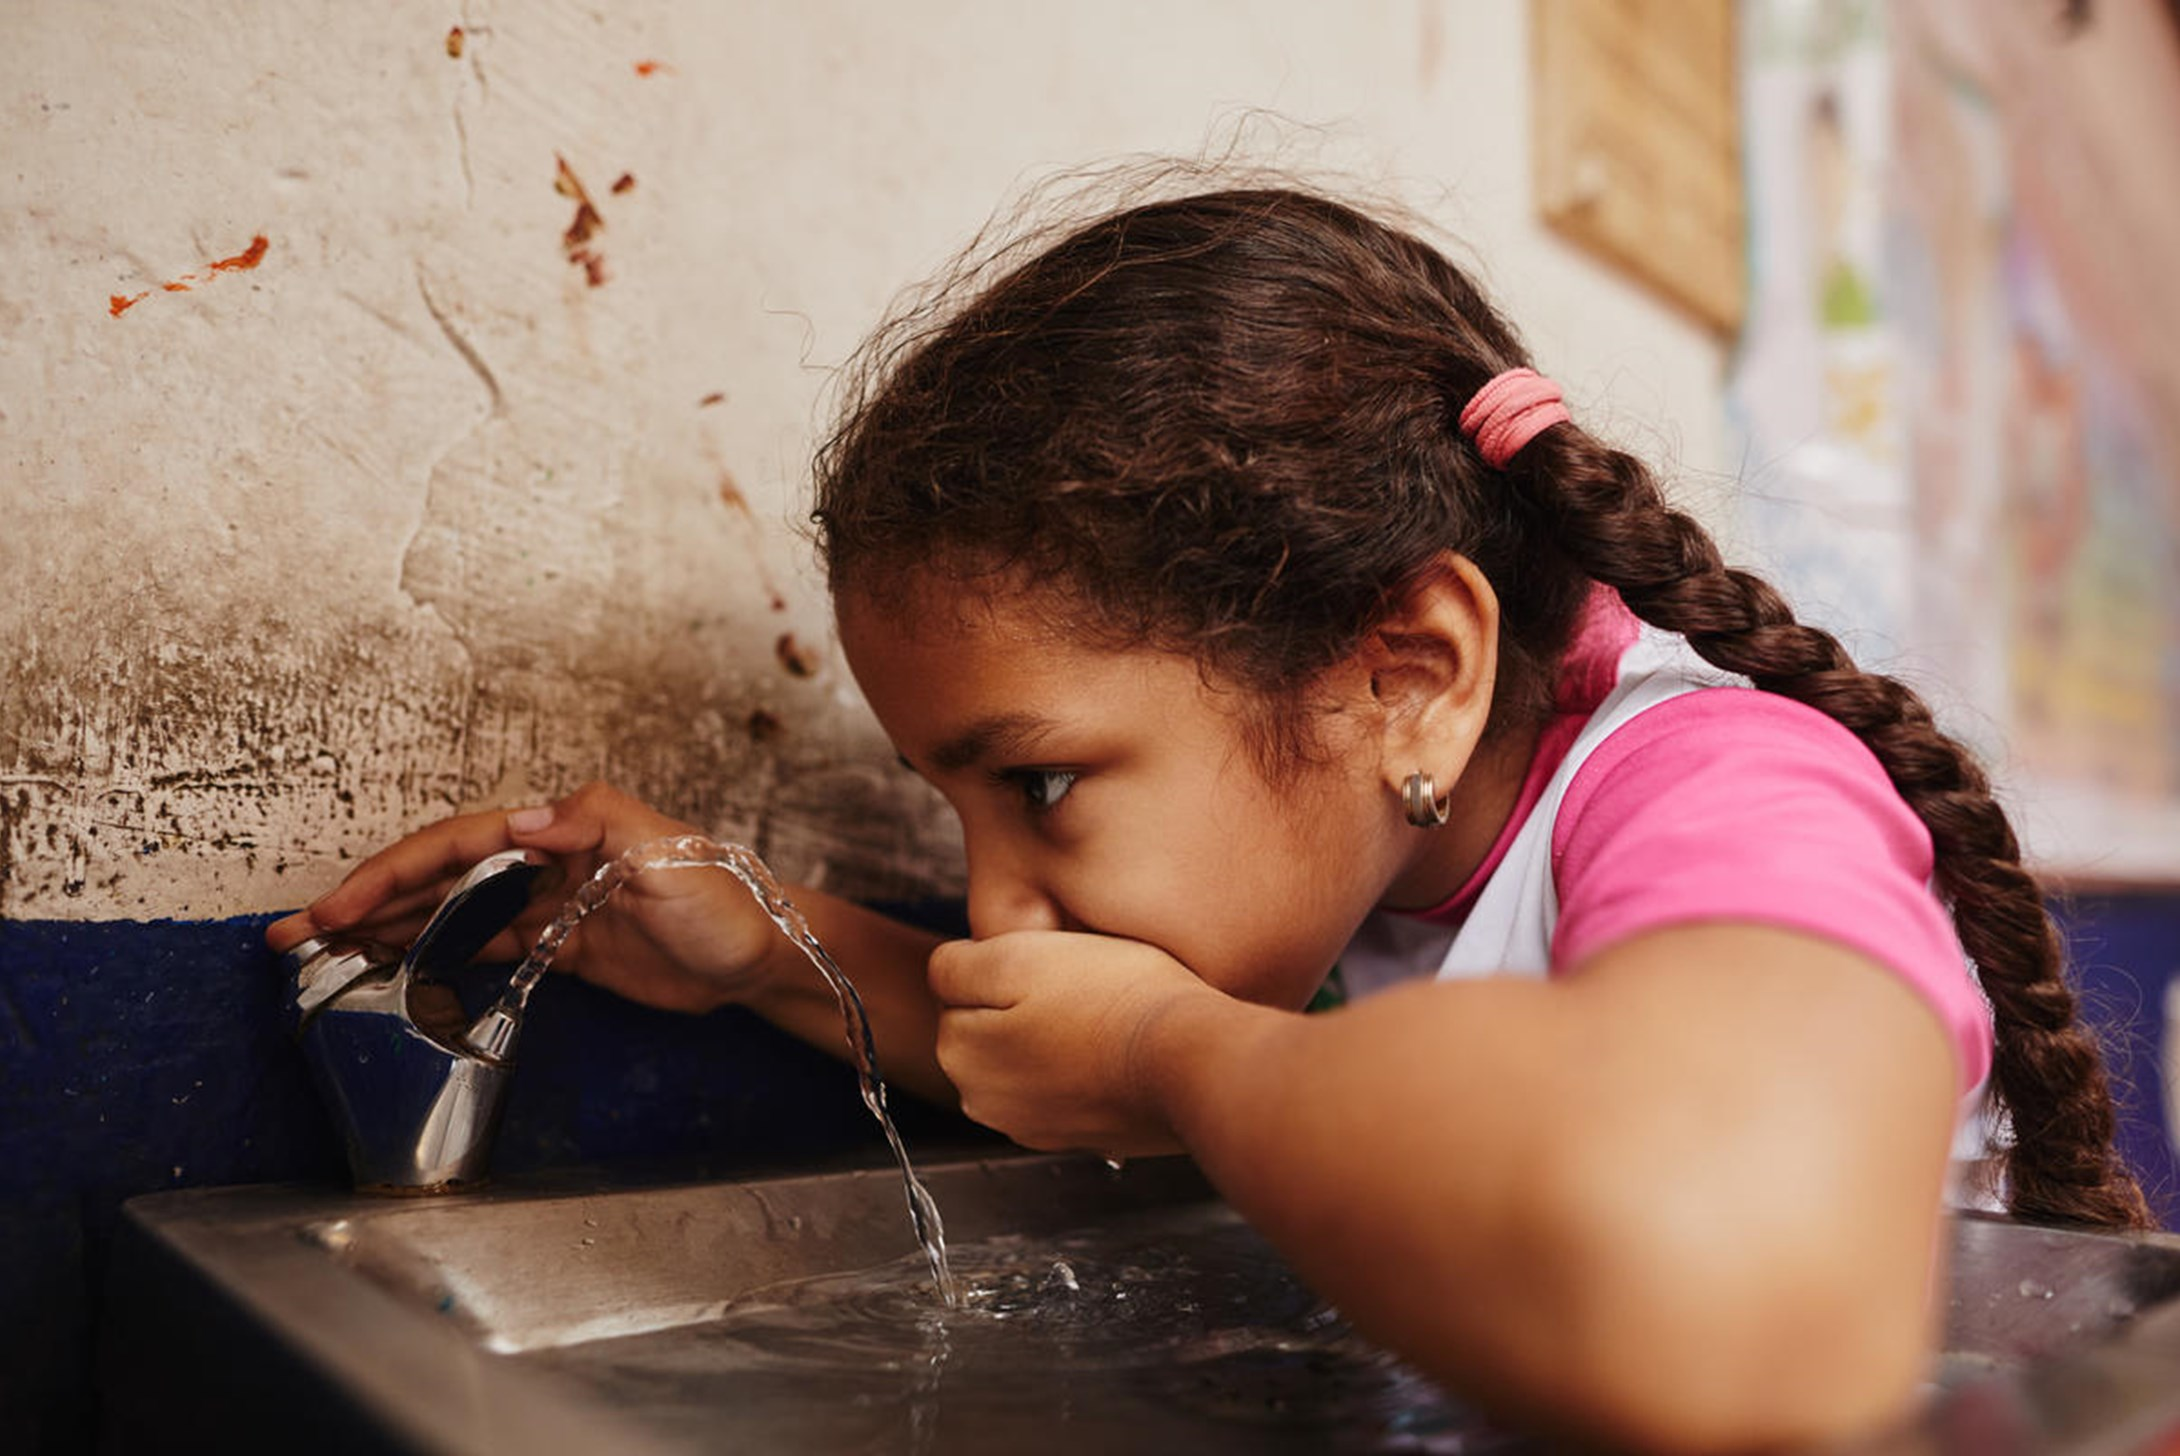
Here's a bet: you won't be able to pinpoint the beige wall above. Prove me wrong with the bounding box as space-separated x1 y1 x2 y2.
0 1 1728 920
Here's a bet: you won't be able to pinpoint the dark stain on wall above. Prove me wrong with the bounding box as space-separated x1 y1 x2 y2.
555 155 611 288
0 610 960 919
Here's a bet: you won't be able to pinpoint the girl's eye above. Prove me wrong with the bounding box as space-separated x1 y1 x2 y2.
1002 769 1078 814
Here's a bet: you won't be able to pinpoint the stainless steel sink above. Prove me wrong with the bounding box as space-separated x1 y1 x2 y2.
110 1151 2180 1454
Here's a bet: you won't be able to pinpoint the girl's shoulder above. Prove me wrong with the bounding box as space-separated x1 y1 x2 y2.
1550 684 1994 1092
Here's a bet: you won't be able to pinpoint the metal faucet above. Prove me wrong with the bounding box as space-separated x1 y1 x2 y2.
282 850 546 1194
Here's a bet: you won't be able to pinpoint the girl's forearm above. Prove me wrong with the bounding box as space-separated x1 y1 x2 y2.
1137 927 1956 1452
1139 979 1602 1423
739 889 955 1108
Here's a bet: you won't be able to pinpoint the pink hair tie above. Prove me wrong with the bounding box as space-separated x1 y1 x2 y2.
1458 366 1571 468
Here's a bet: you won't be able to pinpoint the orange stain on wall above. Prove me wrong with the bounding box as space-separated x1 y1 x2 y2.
109 234 271 317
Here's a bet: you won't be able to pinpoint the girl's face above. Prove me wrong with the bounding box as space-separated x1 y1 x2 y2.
836 585 1415 1010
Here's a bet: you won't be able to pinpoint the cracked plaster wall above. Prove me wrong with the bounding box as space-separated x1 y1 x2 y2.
2 0 1729 921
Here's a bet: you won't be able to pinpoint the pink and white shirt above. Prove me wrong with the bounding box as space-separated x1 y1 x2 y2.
1337 589 1996 1097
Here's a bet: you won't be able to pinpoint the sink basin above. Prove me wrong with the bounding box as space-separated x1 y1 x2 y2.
110 1151 2180 1454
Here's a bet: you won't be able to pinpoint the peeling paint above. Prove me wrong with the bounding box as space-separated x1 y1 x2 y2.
774 632 822 679
108 234 270 317
554 154 611 288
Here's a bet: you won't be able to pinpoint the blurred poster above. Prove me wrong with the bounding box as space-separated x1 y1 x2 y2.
1730 0 2180 881
1732 0 1911 659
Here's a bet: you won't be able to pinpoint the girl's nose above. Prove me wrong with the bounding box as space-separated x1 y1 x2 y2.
964 850 1065 940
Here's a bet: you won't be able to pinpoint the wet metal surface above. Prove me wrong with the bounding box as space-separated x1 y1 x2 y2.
121 1152 2180 1454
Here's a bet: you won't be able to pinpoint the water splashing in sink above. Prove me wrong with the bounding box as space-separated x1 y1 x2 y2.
466 834 958 1306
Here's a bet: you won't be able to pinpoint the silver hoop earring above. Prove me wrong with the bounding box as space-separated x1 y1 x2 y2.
1403 771 1450 828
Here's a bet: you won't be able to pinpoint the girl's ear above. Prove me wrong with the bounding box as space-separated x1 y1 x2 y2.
1358 552 1500 795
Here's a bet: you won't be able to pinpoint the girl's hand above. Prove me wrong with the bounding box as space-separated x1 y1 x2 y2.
263 782 782 1014
926 930 1223 1157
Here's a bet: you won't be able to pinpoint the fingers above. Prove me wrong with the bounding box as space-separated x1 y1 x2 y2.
305 807 535 931
265 910 320 953
267 781 696 961
927 936 1031 1010
928 929 1109 1008
473 923 545 965
298 780 656 930
505 782 697 861
926 939 977 1007
267 873 457 952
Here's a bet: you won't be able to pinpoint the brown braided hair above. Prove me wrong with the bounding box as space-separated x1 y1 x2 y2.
812 183 2151 1229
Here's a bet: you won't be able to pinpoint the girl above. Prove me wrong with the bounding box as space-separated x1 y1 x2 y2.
269 184 2148 1451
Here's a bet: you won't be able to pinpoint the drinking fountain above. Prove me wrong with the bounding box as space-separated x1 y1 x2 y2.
281 850 545 1193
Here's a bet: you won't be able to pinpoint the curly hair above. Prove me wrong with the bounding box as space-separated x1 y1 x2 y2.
812 183 2150 1229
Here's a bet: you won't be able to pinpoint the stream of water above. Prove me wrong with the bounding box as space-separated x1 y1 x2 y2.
469 834 958 1306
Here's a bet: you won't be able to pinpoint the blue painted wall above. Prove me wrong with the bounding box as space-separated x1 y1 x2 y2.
2057 892 2180 1227
2 894 2174 1452
0 902 981 1454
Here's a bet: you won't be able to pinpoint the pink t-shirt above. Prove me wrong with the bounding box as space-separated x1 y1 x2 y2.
1400 591 1994 1092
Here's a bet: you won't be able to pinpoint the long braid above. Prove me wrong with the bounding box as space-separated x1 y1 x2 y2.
1516 430 2151 1229
815 177 2150 1226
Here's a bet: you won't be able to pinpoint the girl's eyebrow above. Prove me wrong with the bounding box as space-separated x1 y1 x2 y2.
926 711 1056 774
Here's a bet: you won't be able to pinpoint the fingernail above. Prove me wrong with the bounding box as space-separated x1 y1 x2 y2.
507 805 553 833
